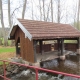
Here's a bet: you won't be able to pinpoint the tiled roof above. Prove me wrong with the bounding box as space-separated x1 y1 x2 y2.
18 19 80 39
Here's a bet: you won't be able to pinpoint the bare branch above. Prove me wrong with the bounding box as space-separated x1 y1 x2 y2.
22 0 27 19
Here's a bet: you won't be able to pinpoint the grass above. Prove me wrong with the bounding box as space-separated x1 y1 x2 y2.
0 47 15 54
0 61 3 65
0 46 15 65
0 61 9 66
64 40 77 43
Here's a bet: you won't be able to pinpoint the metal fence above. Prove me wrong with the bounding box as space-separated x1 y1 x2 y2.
0 60 80 80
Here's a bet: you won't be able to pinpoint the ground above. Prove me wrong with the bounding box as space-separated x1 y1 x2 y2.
0 52 15 60
0 46 16 60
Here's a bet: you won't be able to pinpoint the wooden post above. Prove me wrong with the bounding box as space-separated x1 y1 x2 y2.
61 39 64 55
77 38 80 54
16 43 18 55
39 40 42 55
33 40 37 62
59 39 65 60
77 38 80 49
57 39 60 56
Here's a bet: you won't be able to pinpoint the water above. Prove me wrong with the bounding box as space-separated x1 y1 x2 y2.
42 53 80 75
0 53 80 80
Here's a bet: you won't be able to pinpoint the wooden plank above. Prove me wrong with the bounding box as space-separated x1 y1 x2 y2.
25 38 34 63
19 29 25 59
20 27 34 62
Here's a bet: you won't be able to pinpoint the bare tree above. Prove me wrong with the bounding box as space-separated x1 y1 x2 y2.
37 0 51 21
11 6 22 17
43 0 45 21
0 10 2 45
46 1 51 21
22 0 27 19
73 1 77 28
31 0 34 19
39 0 42 20
0 0 8 46
57 0 60 23
8 0 12 27
51 0 53 22
77 0 80 30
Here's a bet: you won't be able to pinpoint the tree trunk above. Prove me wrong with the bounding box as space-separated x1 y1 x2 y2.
22 0 27 19
77 0 80 30
31 0 34 19
0 0 8 46
39 0 42 20
43 0 45 21
46 1 51 21
57 0 60 23
8 0 12 28
8 0 14 46
51 0 53 22
0 39 2 45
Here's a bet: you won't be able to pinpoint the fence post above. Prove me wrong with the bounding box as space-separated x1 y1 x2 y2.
35 68 38 80
3 61 6 80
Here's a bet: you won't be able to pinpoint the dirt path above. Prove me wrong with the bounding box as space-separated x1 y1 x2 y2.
0 52 16 60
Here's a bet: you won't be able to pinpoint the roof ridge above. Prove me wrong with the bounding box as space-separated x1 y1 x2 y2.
18 18 65 24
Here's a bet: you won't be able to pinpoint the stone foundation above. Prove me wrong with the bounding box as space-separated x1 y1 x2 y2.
77 49 80 55
59 55 66 60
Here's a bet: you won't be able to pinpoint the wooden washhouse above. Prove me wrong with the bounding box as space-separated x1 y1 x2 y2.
8 19 80 63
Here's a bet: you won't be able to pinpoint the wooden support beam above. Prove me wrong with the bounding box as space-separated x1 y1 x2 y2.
16 43 18 55
39 40 43 54
57 39 60 56
77 38 80 49
61 39 64 55
64 38 78 40
57 39 60 51
34 37 78 41
33 40 37 62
